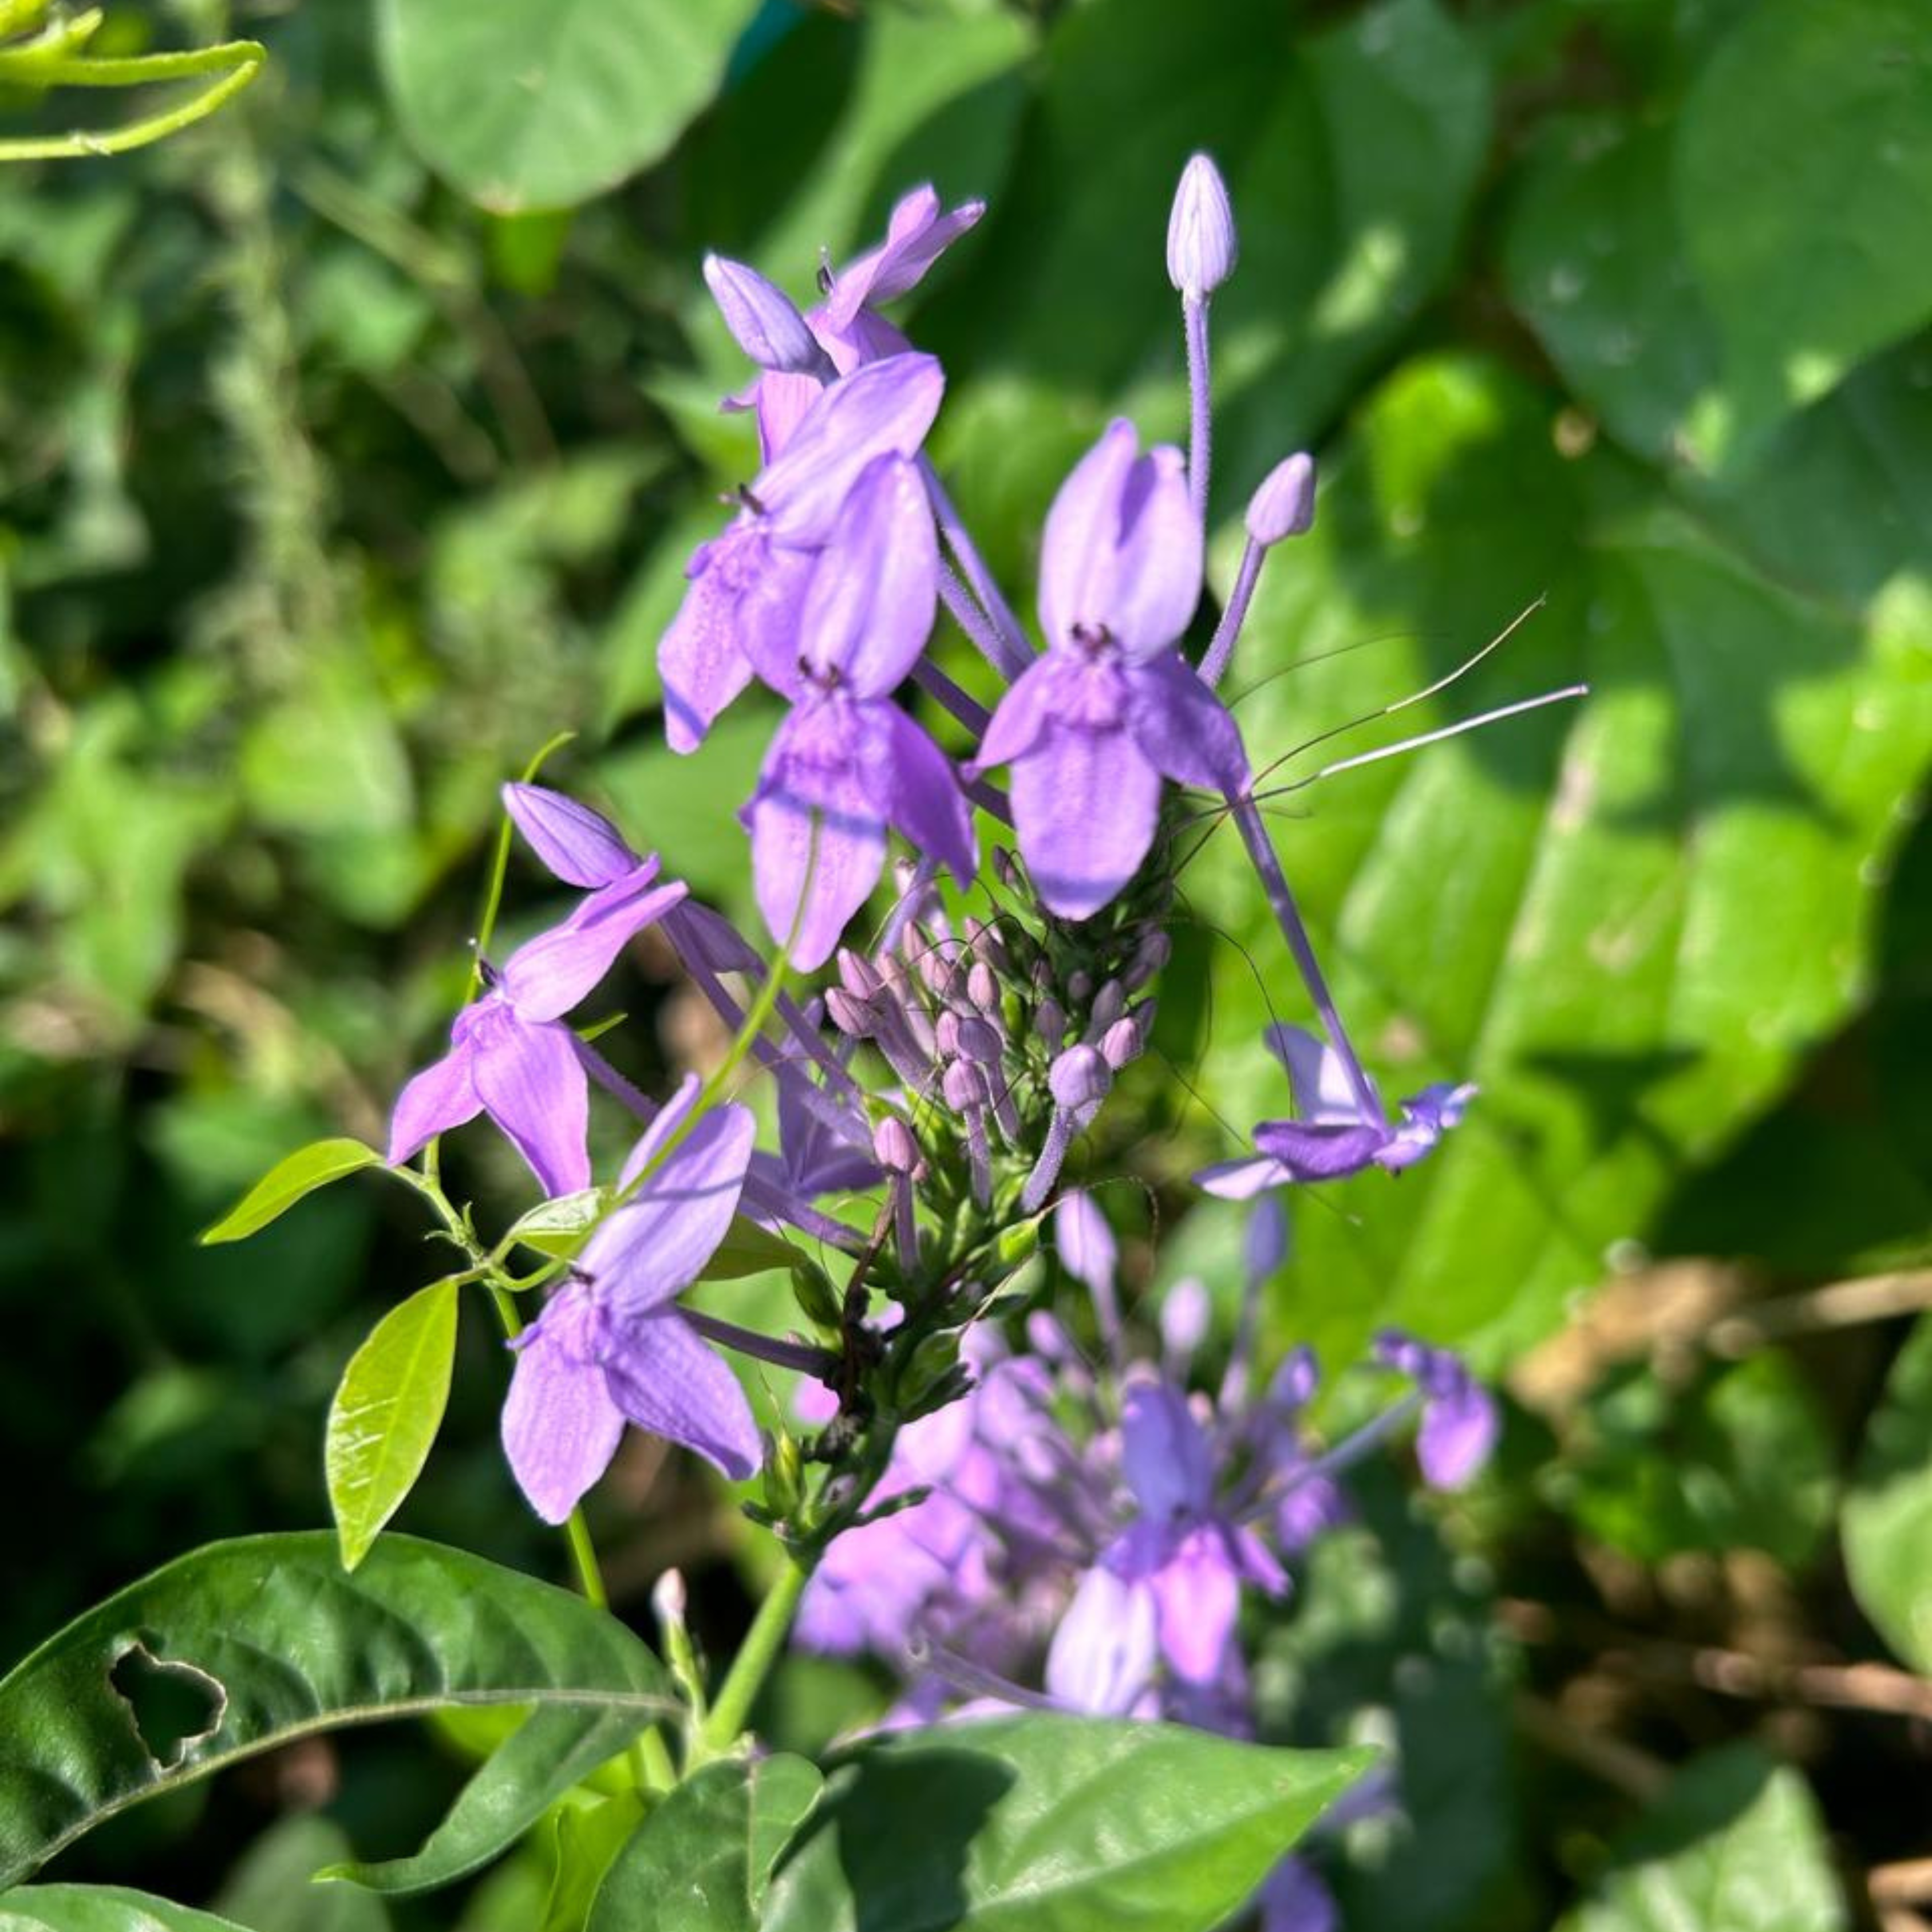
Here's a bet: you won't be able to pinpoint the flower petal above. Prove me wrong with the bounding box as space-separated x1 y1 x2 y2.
602 1310 763 1481
501 1286 625 1524
821 185 985 329
1045 1561 1159 1717
876 702 974 883
501 784 639 888
659 526 764 753
797 456 938 695
388 1037 483 1167
1107 445 1201 657
584 1096 755 1319
1147 1526 1243 1685
1265 1023 1370 1126
1125 652 1250 789
1038 421 1138 650
747 705 888 969
1120 1374 1215 1521
1193 1152 1289 1199
1010 718 1162 922
1251 1117 1389 1183
971 653 1059 772
500 874 687 1022
468 1008 591 1197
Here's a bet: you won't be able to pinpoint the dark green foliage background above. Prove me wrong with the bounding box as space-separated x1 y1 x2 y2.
3 0 1931 1926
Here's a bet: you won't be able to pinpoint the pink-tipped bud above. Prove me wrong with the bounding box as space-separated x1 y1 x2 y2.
651 1568 688 1634
1048 1044 1111 1113
824 987 872 1038
835 947 882 1000
1100 1016 1142 1070
1245 452 1315 546
703 254 827 375
1166 152 1238 302
873 1115 920 1175
966 961 1000 1012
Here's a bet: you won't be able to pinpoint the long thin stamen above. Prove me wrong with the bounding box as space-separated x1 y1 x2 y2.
1184 295 1212 522
1200 536 1263 688
1224 788 1386 1128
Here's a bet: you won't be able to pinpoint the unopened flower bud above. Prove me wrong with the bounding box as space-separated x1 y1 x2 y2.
1100 1016 1141 1070
966 961 1000 1012
1087 978 1126 1035
1124 929 1172 992
1036 998 1066 1051
651 1567 688 1634
824 987 872 1038
1166 152 1238 302
702 254 827 374
1246 452 1316 546
1161 1276 1212 1362
1048 1044 1111 1112
954 1014 1002 1064
873 1115 920 1174
942 1058 988 1111
836 947 882 999
1066 969 1093 1002
918 947 954 998
936 1009 963 1057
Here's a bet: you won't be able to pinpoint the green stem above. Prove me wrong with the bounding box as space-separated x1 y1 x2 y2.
700 1558 811 1755
0 39 265 160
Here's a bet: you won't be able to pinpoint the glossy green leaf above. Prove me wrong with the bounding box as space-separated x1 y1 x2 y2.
759 1717 1370 1932
538 1792 647 1932
326 1279 460 1570
0 1534 674 1888
199 1139 381 1245
1191 353 1932 1374
1555 1744 1846 1931
1843 1314 1932 1672
701 1217 804 1283
0 1888 254 1932
587 1755 824 1931
376 0 761 214
1677 0 1932 460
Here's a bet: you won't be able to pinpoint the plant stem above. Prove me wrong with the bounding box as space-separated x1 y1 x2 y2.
700 1557 811 1754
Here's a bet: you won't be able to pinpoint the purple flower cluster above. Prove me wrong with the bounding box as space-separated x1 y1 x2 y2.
793 1194 1500 1928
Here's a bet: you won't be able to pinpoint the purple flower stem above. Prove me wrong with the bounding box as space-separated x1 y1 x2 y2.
1184 294 1212 523
1020 1107 1078 1215
963 1104 992 1206
910 657 991 738
937 556 1027 683
1199 537 1264 689
1225 789 1389 1129
682 1307 840 1378
922 458 1033 678
1291 1392 1423 1489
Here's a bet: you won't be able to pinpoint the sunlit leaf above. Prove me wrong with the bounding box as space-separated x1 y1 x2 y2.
199 1139 381 1246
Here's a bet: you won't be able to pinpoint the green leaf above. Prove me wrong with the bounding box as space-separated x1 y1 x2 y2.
321 1704 653 1898
1555 1744 1846 1931
0 1887 255 1931
325 1279 461 1571
758 1717 1370 1932
199 1139 381 1246
1843 1314 1932 1672
1676 0 1932 459
701 1216 805 1283
0 1533 674 1888
214 1814 392 1931
503 1189 609 1260
376 0 761 214
1190 352 1932 1374
538 1791 647 1932
587 1755 824 1931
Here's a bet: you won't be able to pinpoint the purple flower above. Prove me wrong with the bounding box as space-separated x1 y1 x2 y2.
386 847 686 1195
1374 1330 1499 1490
659 353 946 753
1166 152 1238 302
970 420 1249 920
1258 1859 1340 1932
741 453 974 967
501 1080 761 1522
1195 1024 1476 1195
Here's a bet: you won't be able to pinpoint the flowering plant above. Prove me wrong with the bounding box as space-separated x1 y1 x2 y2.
0 157 1570 1931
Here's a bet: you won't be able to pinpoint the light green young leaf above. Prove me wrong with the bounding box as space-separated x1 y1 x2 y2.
376 0 761 214
326 1279 461 1571
0 1534 674 1889
199 1139 381 1246
760 1717 1370 1932
587 1756 824 1931
504 1189 609 1260
1843 1314 1932 1673
1556 1744 1846 1931
0 1887 256 1932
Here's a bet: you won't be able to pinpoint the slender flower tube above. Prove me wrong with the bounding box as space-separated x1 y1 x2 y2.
1200 452 1317 688
1167 153 1236 521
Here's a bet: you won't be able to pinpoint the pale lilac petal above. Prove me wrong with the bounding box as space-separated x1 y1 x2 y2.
746 367 824 465
1266 1024 1368 1125
797 455 937 695
1045 1562 1158 1717
1147 1526 1242 1685
1194 1152 1290 1199
1053 1192 1117 1299
755 354 945 547
877 704 974 883
703 254 824 374
1374 1330 1500 1488
1160 1277 1212 1369
499 875 686 1022
467 1006 591 1196
1379 1080 1477 1171
388 1038 482 1167
734 544 817 701
1124 653 1250 789
1252 1117 1389 1182
501 1286 625 1524
747 705 888 969
1038 421 1138 650
1107 446 1201 657
584 1097 755 1318
501 784 639 888
1121 1375 1215 1520
970 653 1058 772
1259 1859 1340 1932
660 526 764 752
602 1310 763 1481
822 186 985 329
1010 720 1162 922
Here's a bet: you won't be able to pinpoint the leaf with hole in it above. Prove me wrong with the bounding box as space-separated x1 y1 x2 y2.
587 1755 824 1931
376 0 761 214
1843 1314 1932 1673
326 1279 461 1571
758 1717 1371 1932
0 1887 258 1931
197 1138 381 1245
0 1533 674 1890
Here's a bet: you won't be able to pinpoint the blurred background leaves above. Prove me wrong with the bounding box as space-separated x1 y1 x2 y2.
3 0 1932 1926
